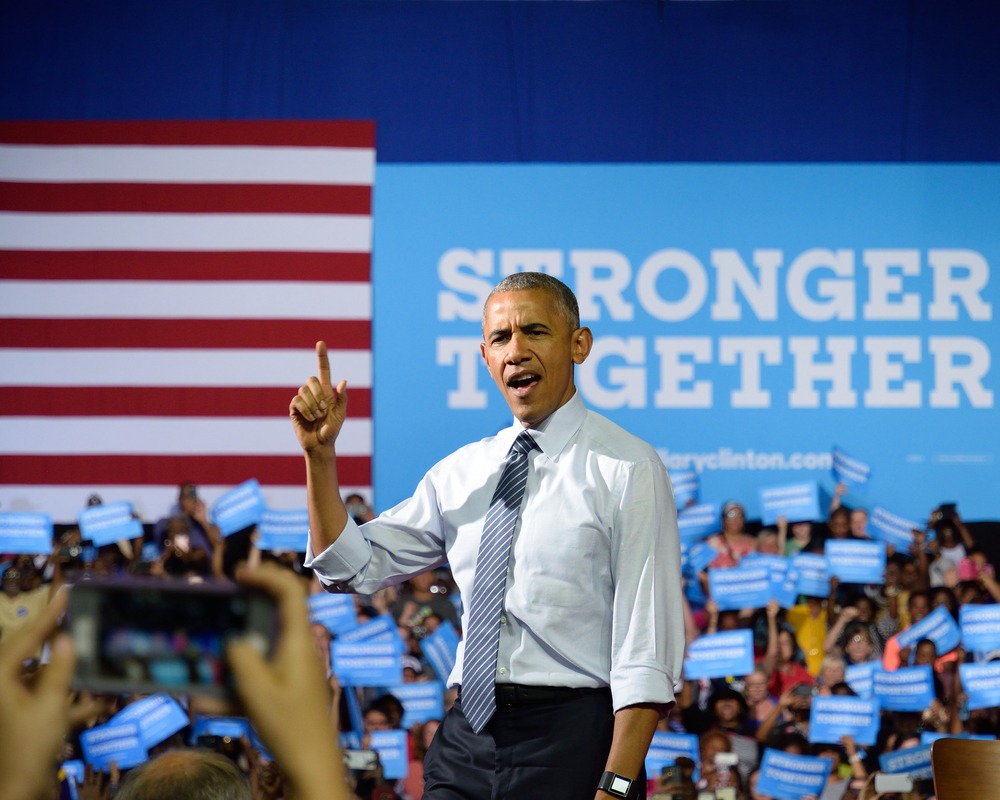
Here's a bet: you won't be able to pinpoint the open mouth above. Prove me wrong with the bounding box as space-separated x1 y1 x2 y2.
507 371 540 396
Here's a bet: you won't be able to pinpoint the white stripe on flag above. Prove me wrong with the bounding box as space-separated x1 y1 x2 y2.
0 144 376 185
0 349 372 387
0 212 372 252
0 417 372 456
2 281 371 320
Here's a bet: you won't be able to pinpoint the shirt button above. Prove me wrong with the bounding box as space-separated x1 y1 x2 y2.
499 616 507 625
498 667 508 676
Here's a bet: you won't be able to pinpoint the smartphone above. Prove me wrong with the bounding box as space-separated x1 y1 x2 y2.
874 773 913 792
343 749 380 771
69 575 277 699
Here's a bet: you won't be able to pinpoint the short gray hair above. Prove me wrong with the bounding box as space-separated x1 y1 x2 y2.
483 272 580 330
115 749 251 800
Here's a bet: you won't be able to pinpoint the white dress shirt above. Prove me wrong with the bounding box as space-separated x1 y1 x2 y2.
305 392 684 712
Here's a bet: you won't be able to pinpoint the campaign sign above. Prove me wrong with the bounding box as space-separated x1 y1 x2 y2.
210 478 266 536
421 620 460 684
845 661 884 698
683 629 754 680
897 605 961 655
62 760 85 798
189 716 250 744
79 721 147 771
110 694 188 750
832 446 872 489
0 511 53 554
959 662 1000 710
920 732 996 745
873 665 935 712
825 540 886 584
369 729 409 780
960 604 1000 653
759 482 822 526
670 470 700 509
308 592 360 636
644 731 700 782
386 681 445 728
771 565 800 610
808 695 881 747
78 501 142 547
333 640 404 687
684 540 718 577
868 506 919 551
257 508 309 552
791 552 830 597
708 562 772 611
879 744 933 780
677 503 719 545
337 614 402 646
684 573 707 607
756 749 832 800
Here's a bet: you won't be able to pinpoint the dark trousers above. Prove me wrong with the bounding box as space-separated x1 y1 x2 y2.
422 686 646 800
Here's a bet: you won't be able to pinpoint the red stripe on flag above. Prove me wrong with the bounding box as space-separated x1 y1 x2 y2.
0 251 371 281
0 121 376 148
0 319 371 350
0 387 373 418
0 182 372 215
0 454 371 487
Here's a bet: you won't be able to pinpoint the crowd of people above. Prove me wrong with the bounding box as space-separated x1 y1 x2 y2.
0 479 996 800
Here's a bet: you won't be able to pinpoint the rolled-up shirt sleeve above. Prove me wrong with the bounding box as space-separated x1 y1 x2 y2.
608 457 684 711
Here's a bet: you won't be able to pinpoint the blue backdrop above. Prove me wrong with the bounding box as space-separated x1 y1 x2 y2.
3 1 999 519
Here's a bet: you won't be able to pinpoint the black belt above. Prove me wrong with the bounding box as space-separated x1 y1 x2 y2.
492 684 610 708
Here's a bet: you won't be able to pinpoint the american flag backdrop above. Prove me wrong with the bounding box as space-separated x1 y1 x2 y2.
0 121 375 523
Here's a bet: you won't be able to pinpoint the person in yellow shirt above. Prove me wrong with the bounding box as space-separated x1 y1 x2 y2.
785 596 829 677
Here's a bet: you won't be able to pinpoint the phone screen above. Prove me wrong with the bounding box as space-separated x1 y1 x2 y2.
69 576 276 698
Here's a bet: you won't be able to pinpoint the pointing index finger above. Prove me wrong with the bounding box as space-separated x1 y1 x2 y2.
315 340 331 387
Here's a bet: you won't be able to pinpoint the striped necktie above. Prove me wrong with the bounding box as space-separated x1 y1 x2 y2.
461 430 538 733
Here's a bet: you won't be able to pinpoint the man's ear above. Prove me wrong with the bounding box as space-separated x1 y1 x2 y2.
572 327 593 364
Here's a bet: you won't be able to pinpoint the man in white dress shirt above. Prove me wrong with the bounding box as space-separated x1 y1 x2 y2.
292 272 684 800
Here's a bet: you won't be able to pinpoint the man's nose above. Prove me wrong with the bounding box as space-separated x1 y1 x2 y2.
504 333 531 363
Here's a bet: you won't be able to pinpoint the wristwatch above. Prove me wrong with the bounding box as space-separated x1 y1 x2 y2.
597 771 633 798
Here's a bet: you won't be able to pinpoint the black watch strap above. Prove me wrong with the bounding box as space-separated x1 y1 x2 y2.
597 770 633 798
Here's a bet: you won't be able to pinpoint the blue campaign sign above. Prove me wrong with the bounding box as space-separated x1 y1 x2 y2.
683 629 754 680
369 729 409 781
332 640 404 687
337 614 402 646
759 482 823 526
897 605 961 655
868 506 919 551
421 620 460 684
0 511 53 554
874 665 935 712
308 592 360 636
684 540 718 577
210 478 265 536
645 731 701 782
79 501 143 547
708 562 772 611
791 552 830 597
80 721 148 771
756 749 832 800
879 744 933 780
825 540 886 584
189 716 250 744
669 470 700 509
831 445 872 489
376 165 1000 526
808 696 881 747
959 662 1000 710
386 681 445 728
845 661 884 698
110 694 188 750
257 508 309 552
677 502 719 545
960 605 1000 653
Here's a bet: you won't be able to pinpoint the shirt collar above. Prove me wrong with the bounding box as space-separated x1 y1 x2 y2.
499 391 585 459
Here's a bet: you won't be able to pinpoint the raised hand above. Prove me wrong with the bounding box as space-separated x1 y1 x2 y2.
289 341 349 453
